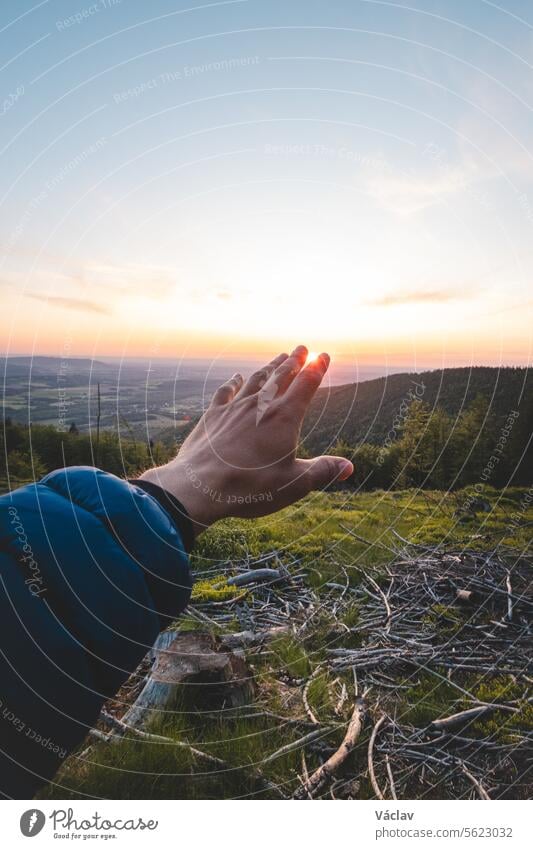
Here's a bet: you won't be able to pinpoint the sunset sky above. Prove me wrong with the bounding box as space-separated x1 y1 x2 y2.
0 0 532 369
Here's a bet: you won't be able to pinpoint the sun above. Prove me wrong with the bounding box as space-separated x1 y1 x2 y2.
305 351 319 365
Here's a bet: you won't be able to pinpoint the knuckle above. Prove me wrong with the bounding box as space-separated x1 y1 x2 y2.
214 385 232 400
275 404 295 425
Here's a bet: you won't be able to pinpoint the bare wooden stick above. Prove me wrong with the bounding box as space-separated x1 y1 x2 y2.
385 754 398 800
299 752 313 800
430 703 518 732
293 698 367 799
227 568 285 587
366 575 392 633
100 710 171 742
368 714 387 800
262 728 326 765
461 763 491 800
302 668 321 725
335 682 348 716
506 571 513 622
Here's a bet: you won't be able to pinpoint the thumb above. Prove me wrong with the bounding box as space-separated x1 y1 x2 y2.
296 455 354 492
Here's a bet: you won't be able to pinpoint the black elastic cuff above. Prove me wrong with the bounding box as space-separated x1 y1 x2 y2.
128 479 195 553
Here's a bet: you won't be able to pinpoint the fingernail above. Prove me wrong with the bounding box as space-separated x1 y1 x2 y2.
319 352 330 368
337 460 354 480
292 345 308 359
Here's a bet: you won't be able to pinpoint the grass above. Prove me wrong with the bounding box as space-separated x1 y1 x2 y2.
192 485 532 583
39 485 533 800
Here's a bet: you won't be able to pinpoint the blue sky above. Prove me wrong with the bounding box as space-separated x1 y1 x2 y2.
1 0 532 367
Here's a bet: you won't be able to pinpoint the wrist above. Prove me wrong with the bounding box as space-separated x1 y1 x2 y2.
139 461 223 538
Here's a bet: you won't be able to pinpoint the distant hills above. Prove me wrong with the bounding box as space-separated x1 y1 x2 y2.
2 358 531 461
303 366 532 452
3 357 107 367
2 356 110 381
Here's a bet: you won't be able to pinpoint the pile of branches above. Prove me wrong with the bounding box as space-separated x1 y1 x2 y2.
190 539 531 799
91 539 531 800
190 550 320 637
328 546 531 678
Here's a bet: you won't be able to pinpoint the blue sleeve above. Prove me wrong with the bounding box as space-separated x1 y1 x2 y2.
0 467 192 799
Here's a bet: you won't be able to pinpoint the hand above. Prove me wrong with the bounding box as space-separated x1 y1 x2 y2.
139 345 354 538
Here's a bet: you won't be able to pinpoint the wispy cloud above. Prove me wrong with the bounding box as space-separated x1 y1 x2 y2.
27 293 111 315
82 263 177 298
4 255 179 302
367 290 459 307
361 158 496 216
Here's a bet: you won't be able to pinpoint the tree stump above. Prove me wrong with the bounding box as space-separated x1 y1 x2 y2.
122 630 254 728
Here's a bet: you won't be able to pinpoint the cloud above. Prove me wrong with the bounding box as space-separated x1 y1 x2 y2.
360 154 498 216
26 293 111 315
82 263 177 298
367 290 459 307
5 256 179 301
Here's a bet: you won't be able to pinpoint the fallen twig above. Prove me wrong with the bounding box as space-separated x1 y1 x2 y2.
368 715 387 800
294 698 367 799
261 728 326 765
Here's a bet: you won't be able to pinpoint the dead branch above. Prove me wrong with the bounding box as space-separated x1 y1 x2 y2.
385 754 398 800
461 763 491 800
261 728 327 765
430 703 519 732
293 698 367 799
227 568 286 587
368 714 387 800
302 667 322 725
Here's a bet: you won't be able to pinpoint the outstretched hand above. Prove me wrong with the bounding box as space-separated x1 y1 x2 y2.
140 345 354 538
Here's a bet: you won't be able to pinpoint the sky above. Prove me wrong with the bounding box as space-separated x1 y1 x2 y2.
0 0 532 370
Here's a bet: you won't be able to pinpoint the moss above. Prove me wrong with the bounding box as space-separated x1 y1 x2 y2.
424 602 464 636
399 673 461 727
468 676 533 742
190 577 242 603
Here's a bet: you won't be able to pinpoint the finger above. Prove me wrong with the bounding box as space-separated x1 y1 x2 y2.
234 352 289 400
281 352 330 419
209 372 244 407
294 455 354 495
259 344 308 400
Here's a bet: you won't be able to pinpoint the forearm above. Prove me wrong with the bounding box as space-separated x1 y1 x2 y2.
0 468 193 797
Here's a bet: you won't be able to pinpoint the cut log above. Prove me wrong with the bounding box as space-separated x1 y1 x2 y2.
455 589 475 604
122 631 254 728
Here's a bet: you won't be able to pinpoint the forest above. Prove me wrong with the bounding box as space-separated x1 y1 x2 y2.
2 387 531 493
